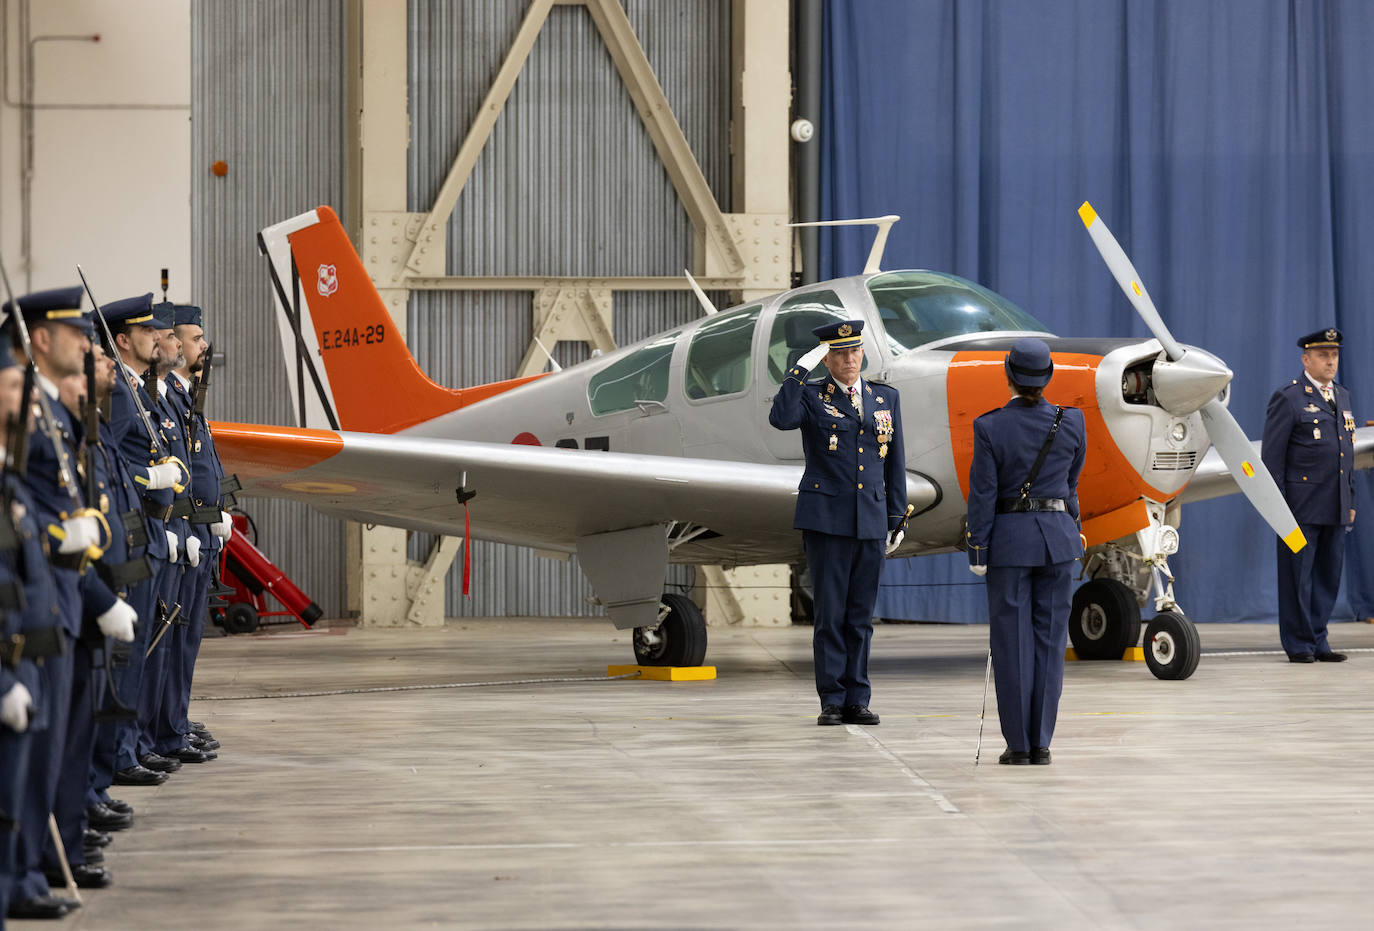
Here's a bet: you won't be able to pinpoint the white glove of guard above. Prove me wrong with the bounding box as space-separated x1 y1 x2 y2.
166 529 179 563
97 598 138 643
969 564 988 577
212 510 233 540
145 462 183 490
186 535 202 567
797 342 830 372
1 681 33 733
57 515 102 554
885 530 904 556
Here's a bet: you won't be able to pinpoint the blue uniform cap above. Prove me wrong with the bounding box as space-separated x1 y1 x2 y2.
101 293 158 329
1 285 92 335
1298 327 1342 350
173 304 203 328
1005 337 1054 388
811 318 865 350
151 301 176 330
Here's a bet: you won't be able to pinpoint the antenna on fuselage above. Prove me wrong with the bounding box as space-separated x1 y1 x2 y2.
682 269 718 316
788 214 901 275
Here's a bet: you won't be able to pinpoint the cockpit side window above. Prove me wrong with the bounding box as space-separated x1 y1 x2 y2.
587 331 679 416
766 290 867 384
684 306 760 400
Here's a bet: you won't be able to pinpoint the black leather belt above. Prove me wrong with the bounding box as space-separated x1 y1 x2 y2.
170 499 193 520
997 497 1067 513
122 509 149 547
3 626 66 664
51 552 85 571
96 556 154 590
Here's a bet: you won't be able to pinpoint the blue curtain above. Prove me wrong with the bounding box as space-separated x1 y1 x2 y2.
821 1 1374 623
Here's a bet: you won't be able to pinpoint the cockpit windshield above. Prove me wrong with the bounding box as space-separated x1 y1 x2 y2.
866 271 1050 353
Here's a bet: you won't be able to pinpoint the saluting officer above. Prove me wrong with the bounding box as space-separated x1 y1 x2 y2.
1261 328 1356 663
165 304 228 758
769 319 907 726
966 338 1086 765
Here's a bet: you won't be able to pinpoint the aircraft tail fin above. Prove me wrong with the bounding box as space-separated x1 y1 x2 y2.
258 206 541 434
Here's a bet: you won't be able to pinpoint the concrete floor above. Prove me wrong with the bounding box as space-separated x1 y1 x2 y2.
24 617 1374 929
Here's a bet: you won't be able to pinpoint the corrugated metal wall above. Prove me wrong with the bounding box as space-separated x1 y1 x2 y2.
193 0 730 619
406 0 730 617
190 1 349 616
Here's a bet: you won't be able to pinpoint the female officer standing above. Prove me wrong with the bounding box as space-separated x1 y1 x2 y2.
966 338 1086 765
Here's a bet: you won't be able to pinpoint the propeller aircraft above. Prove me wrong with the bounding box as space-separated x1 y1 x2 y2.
211 204 1374 679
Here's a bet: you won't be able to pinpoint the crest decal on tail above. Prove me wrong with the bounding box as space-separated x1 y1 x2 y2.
317 263 339 297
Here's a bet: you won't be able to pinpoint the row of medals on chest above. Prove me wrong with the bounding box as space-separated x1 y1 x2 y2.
820 381 891 457
1302 386 1356 439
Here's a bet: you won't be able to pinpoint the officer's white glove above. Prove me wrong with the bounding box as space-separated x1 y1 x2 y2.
57 515 102 554
145 462 183 491
797 343 830 372
186 535 201 567
96 598 138 643
969 564 988 577
1 682 33 733
885 530 904 556
212 510 233 540
165 530 179 563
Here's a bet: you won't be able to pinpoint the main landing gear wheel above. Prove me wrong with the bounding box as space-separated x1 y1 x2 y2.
1143 611 1200 680
632 593 707 667
222 602 260 635
1069 578 1141 660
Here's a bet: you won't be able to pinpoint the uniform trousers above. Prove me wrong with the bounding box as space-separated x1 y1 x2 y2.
168 559 212 743
1276 522 1345 657
41 639 96 873
803 530 883 708
11 634 73 903
137 561 182 758
987 561 1072 753
103 576 158 779
1 720 34 918
154 560 208 754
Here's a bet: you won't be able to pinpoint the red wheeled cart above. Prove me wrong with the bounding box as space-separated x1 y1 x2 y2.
214 514 323 633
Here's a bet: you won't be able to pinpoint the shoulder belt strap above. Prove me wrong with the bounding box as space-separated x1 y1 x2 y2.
1019 406 1065 500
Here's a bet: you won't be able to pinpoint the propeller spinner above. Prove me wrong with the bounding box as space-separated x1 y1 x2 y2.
1078 202 1307 553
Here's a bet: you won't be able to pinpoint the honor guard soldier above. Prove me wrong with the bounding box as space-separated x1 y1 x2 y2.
1 288 136 912
1261 328 1356 663
1 339 67 920
102 294 187 782
166 304 228 757
769 319 907 726
966 338 1086 765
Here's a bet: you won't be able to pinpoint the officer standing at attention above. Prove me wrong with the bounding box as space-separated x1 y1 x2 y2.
966 338 1086 765
769 319 907 726
1261 328 1356 663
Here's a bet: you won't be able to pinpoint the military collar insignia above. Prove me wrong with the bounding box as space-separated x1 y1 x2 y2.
1304 385 1314 394
865 384 873 395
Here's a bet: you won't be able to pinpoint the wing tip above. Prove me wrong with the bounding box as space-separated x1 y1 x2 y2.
1077 201 1097 228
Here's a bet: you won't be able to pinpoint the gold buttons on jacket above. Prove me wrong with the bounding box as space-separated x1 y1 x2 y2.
859 465 864 471
857 483 864 489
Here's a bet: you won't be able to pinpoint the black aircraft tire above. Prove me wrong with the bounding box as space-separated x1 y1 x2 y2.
1143 611 1201 680
1069 579 1142 660
633 593 707 667
223 602 260 635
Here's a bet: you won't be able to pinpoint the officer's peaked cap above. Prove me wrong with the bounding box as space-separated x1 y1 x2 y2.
1 285 92 335
1005 337 1054 388
102 293 158 329
811 318 865 349
1298 327 1342 350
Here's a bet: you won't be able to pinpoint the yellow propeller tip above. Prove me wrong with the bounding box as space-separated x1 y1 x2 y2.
1283 527 1307 553
1077 202 1097 227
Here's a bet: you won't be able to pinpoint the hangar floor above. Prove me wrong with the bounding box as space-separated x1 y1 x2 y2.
29 618 1374 929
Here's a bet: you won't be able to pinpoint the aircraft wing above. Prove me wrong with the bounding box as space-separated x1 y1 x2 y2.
213 423 941 565
1177 425 1374 505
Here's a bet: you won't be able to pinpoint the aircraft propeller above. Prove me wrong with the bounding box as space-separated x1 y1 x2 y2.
1078 202 1307 553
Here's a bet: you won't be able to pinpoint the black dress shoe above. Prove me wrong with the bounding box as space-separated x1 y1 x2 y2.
103 797 134 815
84 827 113 848
817 704 844 726
1316 651 1348 662
165 745 216 763
114 764 168 786
1031 747 1052 765
139 752 182 773
190 735 221 751
842 705 880 725
86 802 133 831
45 863 113 889
1288 653 1315 663
998 749 1031 765
83 845 105 865
7 893 73 919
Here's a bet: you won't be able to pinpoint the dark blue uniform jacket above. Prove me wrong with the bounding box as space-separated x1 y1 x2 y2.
1261 377 1356 526
769 366 907 541
967 398 1087 568
108 371 171 561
